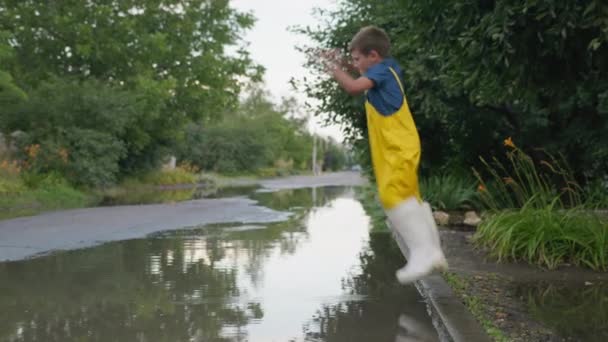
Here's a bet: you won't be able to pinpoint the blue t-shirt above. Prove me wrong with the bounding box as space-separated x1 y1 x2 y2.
363 58 405 116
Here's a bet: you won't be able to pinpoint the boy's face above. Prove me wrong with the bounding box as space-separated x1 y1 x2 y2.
351 49 381 74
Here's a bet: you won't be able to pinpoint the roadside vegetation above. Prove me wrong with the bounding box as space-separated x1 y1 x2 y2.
0 2 351 220
474 140 608 271
298 0 608 273
420 173 479 211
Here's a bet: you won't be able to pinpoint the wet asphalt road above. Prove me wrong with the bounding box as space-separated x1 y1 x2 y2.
0 172 366 261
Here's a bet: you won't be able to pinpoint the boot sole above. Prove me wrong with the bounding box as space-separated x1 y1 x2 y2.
396 259 449 284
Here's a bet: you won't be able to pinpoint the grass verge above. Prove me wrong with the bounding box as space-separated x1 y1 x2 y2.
474 204 608 270
443 272 510 342
0 173 91 220
356 185 389 232
420 173 479 210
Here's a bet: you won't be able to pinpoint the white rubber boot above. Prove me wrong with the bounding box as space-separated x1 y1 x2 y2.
421 201 448 274
421 201 445 253
395 314 437 342
386 198 448 284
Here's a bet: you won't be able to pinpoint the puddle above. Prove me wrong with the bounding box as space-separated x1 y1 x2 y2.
513 282 608 342
0 187 438 341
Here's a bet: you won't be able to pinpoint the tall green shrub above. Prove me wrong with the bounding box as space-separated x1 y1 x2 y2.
5 77 135 187
296 0 608 182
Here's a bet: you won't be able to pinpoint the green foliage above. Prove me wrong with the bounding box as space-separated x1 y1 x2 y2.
356 186 389 233
177 87 314 174
420 174 479 210
0 172 89 220
179 122 270 174
4 77 135 187
583 179 608 208
443 272 510 342
321 139 348 171
475 202 608 270
100 187 197 206
474 142 582 210
0 30 26 106
296 0 608 182
0 159 25 194
0 70 26 104
0 0 261 123
0 175 24 194
0 0 262 184
474 144 608 270
139 167 199 186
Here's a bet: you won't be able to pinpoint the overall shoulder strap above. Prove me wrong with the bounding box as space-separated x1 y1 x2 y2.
388 67 405 96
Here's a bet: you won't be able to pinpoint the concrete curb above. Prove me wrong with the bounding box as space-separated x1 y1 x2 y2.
387 220 492 342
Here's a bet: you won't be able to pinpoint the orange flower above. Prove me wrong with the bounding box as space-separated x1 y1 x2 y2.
477 184 487 192
503 137 515 148
26 144 41 159
58 148 69 163
0 159 21 174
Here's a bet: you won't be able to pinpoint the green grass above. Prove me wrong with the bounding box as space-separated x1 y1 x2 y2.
584 179 608 209
356 185 390 232
420 173 479 210
136 167 200 186
473 144 608 271
474 145 581 210
0 173 91 220
443 272 510 342
474 201 608 270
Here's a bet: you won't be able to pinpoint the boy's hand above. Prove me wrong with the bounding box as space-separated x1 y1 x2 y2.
320 48 342 73
318 48 373 95
320 49 358 75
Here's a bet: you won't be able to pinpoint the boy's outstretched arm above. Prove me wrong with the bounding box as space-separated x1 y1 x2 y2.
321 50 373 95
331 68 374 95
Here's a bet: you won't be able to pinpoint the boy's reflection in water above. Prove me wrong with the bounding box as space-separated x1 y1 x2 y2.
395 314 439 342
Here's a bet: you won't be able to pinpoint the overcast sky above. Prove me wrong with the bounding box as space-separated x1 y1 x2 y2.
230 0 343 141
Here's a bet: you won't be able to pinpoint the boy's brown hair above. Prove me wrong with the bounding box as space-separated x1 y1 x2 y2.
349 26 391 57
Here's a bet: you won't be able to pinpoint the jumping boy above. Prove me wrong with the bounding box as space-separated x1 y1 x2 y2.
322 26 447 284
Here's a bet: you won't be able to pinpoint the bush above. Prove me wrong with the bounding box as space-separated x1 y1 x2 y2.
356 186 389 233
178 123 269 174
474 140 608 270
297 0 608 184
475 203 608 270
420 173 478 210
584 179 608 209
140 166 199 186
0 159 25 194
15 130 126 187
2 77 136 187
474 138 581 210
0 172 89 220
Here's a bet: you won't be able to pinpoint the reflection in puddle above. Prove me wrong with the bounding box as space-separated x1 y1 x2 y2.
515 282 608 342
0 187 437 342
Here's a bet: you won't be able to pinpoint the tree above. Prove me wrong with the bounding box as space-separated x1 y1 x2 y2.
296 0 608 182
177 85 314 174
0 0 263 174
0 30 26 110
0 0 261 120
322 139 347 171
6 77 139 186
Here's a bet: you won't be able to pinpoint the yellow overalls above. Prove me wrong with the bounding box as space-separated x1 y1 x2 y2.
365 67 421 209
